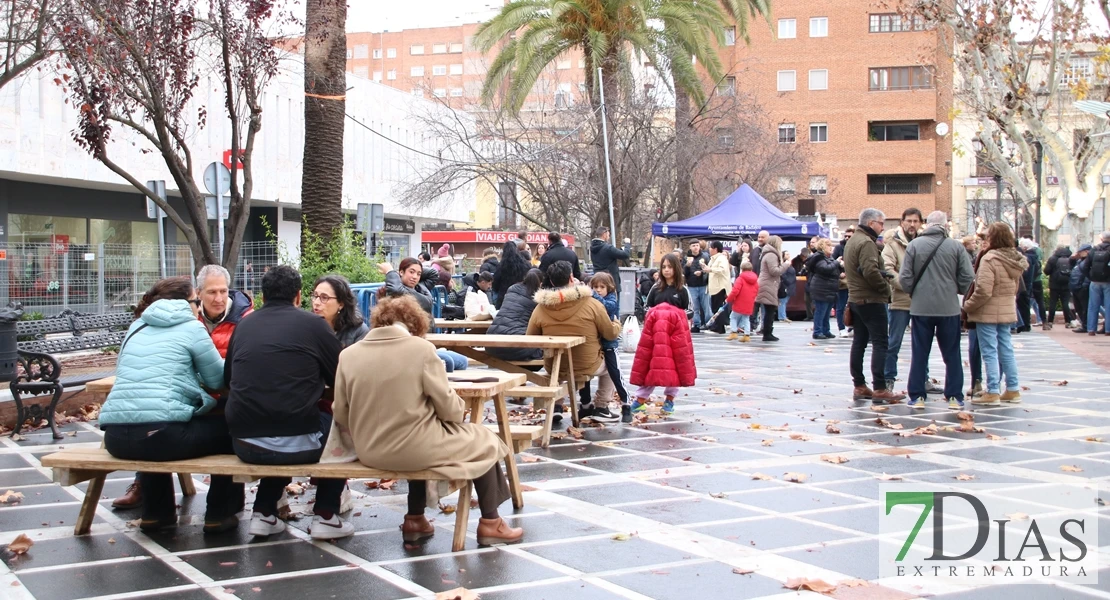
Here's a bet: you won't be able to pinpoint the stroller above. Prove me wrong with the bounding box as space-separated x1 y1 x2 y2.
634 268 657 323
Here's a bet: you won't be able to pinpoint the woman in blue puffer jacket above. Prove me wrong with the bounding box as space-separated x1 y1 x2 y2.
100 276 242 534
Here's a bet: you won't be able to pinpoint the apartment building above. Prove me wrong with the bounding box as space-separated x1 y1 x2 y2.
721 2 953 232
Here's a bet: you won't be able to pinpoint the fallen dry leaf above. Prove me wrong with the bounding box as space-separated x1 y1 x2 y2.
434 587 480 600
709 492 729 499
739 413 752 419
1021 386 1031 391
700 436 718 443
820 455 849 464
751 473 774 481
0 490 24 504
760 439 774 446
107 538 116 544
807 342 817 346
732 567 754 575
792 389 803 394
1086 437 1105 443
1060 465 1084 473
285 482 305 495
439 503 457 514
789 433 810 441
1053 380 1069 386
1006 512 1030 521
219 561 237 567
876 473 903 481
825 424 841 434
784 577 836 593
986 434 1004 441
870 405 889 412
955 474 976 481
612 533 633 541
6 534 32 555
519 454 541 463
840 579 870 588
567 427 584 440
956 411 974 421
783 472 808 483
709 387 729 394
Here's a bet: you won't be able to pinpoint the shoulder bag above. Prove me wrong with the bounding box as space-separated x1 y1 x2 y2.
908 238 945 298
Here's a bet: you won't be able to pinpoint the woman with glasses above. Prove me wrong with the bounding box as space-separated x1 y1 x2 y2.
99 277 242 534
311 274 369 348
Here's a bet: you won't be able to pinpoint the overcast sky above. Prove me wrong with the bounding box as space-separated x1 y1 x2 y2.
346 0 500 32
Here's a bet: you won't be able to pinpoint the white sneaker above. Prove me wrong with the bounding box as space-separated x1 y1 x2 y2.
249 512 286 536
839 330 851 338
310 513 355 540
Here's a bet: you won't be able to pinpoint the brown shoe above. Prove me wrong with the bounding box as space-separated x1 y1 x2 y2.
973 393 1001 406
872 388 907 403
1000 390 1022 403
852 386 874 400
476 517 524 546
112 480 143 509
400 514 435 543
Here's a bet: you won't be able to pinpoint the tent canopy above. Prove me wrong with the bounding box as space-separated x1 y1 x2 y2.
652 184 828 240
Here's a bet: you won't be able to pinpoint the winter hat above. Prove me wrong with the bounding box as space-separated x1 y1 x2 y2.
1078 243 1093 253
437 243 451 257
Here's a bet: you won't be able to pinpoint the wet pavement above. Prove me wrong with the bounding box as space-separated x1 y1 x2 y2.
2 323 1110 599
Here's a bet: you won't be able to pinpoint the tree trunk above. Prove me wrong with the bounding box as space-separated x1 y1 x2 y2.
301 0 347 251
673 68 695 221
597 64 620 239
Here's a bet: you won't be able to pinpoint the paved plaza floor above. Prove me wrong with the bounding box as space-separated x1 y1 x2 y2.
2 323 1110 599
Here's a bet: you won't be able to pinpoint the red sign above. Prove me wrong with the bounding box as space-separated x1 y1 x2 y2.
422 231 576 246
52 235 69 254
223 149 245 170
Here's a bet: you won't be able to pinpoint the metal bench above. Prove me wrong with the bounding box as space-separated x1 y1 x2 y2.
11 312 134 439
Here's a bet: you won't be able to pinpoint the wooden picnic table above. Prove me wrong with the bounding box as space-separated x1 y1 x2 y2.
83 371 530 509
434 318 491 331
426 333 586 426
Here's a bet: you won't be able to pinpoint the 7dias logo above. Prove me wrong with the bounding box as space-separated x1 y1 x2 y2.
878 484 1099 584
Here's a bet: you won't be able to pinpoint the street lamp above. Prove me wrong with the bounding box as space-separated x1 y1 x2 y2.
1032 140 1043 244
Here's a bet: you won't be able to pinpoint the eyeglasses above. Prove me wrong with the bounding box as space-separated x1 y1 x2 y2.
312 293 335 303
187 298 201 307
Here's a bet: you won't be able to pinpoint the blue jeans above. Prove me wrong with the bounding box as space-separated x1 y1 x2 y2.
835 289 849 331
729 312 750 334
884 309 911 382
1089 282 1110 332
778 297 788 320
689 286 712 328
907 315 963 400
975 323 1018 394
813 300 832 336
968 328 982 385
437 350 467 371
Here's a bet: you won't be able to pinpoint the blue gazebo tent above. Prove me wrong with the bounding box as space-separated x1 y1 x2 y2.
651 184 828 241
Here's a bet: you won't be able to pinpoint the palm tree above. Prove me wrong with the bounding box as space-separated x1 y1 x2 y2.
673 0 771 220
473 0 729 238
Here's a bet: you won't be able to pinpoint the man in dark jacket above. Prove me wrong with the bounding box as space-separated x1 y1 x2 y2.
538 232 581 283
832 225 854 336
224 265 350 540
1085 231 1110 334
1016 239 1041 333
1043 245 1074 329
479 248 500 277
1071 244 1093 332
590 226 630 295
684 240 711 332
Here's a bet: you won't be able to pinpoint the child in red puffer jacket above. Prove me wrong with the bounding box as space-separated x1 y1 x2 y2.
725 261 758 342
629 254 697 415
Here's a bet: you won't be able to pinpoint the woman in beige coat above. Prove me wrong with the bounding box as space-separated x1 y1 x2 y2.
332 295 524 546
755 235 786 342
962 222 1028 407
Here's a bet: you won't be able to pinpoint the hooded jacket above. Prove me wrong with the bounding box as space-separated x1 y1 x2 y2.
963 247 1029 324
526 284 619 382
201 288 253 358
487 283 543 361
590 238 630 292
898 226 974 317
538 243 581 282
755 244 786 306
684 249 710 287
707 251 731 296
100 299 225 426
1044 246 1074 290
844 225 891 304
479 256 500 277
881 227 913 311
629 303 697 388
593 290 620 350
1021 247 1042 297
725 271 759 315
805 252 841 303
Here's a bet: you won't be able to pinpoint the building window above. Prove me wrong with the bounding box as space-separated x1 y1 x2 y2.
410 66 424 77
450 42 463 53
778 124 796 144
1063 57 1092 84
809 69 828 90
810 17 828 37
778 19 796 39
869 122 920 141
578 58 585 68
498 181 519 228
433 88 447 97
810 123 827 142
868 174 930 194
450 88 463 97
353 65 369 78
345 48 352 59
578 81 587 92
432 43 447 54
809 175 828 195
777 70 796 91
718 76 736 96
449 63 463 75
869 13 925 33
373 48 382 59
373 70 382 82
777 176 795 194
387 69 396 80
869 66 932 91
386 48 396 58
411 88 424 98
716 128 734 149
554 90 571 109
432 65 447 76
724 27 736 46
353 44 368 59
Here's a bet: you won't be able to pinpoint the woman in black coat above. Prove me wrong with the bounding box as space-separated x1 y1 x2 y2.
492 240 530 310
805 239 841 340
487 269 544 361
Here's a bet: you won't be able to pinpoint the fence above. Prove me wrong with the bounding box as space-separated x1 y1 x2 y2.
0 241 280 316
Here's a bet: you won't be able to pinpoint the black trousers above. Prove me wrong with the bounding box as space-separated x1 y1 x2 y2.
708 291 728 333
1016 291 1031 331
408 463 509 520
104 415 242 522
849 302 888 389
1074 287 1090 329
761 303 777 339
1047 287 1073 323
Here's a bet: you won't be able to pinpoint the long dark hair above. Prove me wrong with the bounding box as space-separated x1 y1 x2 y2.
657 253 685 290
497 240 531 291
135 276 193 317
522 268 543 297
314 274 360 335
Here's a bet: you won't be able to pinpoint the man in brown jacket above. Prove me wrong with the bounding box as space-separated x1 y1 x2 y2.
843 208 905 403
881 208 923 391
527 260 621 423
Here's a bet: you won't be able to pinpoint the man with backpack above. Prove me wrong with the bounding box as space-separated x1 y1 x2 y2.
1042 245 1074 329
1071 244 1093 333
1084 231 1110 335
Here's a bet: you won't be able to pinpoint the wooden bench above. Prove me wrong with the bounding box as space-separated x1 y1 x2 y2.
504 385 570 447
41 448 482 551
508 359 546 368
487 424 543 453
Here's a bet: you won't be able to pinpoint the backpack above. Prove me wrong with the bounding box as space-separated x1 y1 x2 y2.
1091 246 1110 282
1051 256 1072 288
1070 258 1087 291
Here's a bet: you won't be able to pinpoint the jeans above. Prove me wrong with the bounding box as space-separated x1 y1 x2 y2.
849 302 888 389
103 415 241 522
975 323 1019 394
688 285 712 328
729 311 751 334
968 327 982 385
884 309 911 382
813 301 832 337
836 289 850 331
1047 287 1073 323
778 297 788 320
1089 282 1110 332
907 315 963 400
437 350 468 371
232 412 345 516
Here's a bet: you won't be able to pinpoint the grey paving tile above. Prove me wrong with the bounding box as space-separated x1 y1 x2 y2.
478 581 628 600
181 540 348 581
1 532 148 570
230 567 413 599
383 548 563 592
15 557 188 600
602 561 787 599
522 536 694 574
553 482 686 504
616 498 762 525
727 486 868 513
689 515 858 549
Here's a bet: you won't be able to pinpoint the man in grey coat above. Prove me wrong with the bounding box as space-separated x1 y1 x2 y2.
898 211 975 410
